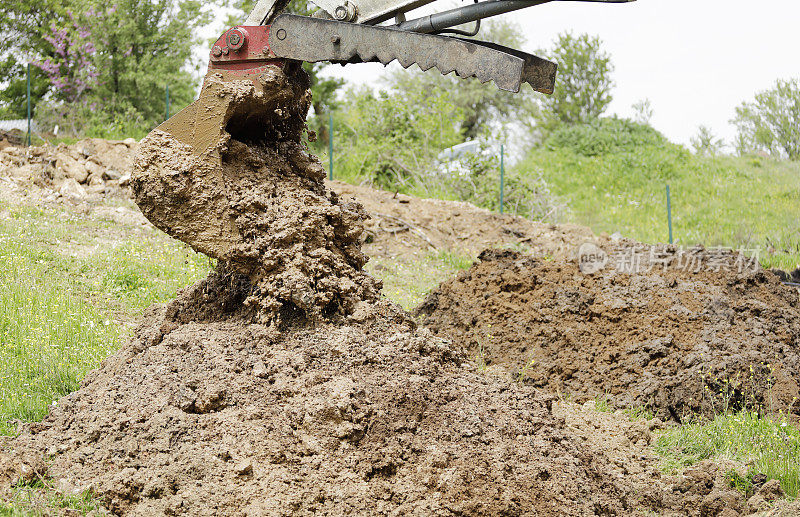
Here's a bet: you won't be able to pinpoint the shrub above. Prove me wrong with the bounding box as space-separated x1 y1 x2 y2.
544 116 670 156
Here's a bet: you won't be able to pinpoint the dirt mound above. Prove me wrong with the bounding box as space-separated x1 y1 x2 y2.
334 181 597 262
0 66 641 516
416 248 800 421
0 129 24 150
1 292 640 516
0 137 137 201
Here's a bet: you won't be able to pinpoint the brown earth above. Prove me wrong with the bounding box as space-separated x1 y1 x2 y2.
0 129 24 150
0 136 137 204
416 248 800 421
0 65 658 516
1 285 642 516
773 267 800 285
1 69 798 515
333 181 599 262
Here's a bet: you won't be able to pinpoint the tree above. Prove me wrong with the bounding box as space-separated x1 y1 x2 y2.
1 0 211 137
731 78 800 160
334 86 465 189
36 10 100 103
690 125 725 156
0 0 76 118
90 0 209 129
387 18 533 141
536 32 614 133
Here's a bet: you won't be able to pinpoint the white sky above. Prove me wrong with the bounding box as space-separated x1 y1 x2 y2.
315 0 800 147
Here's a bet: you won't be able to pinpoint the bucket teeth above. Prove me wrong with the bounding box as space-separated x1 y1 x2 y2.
269 14 556 94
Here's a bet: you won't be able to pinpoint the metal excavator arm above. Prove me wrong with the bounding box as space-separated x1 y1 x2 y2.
243 0 634 94
156 0 634 157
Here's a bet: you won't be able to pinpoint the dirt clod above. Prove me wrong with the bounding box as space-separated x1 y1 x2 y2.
131 67 380 323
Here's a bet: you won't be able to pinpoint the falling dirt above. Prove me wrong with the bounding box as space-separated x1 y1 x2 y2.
416 248 800 421
0 65 657 516
131 66 379 323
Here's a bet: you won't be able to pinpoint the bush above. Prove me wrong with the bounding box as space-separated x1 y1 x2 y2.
428 148 566 222
516 115 800 269
544 116 670 156
36 99 153 140
331 87 465 189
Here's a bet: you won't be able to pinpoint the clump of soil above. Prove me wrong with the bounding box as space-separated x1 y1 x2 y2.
0 66 642 516
132 67 379 323
416 249 800 421
773 267 800 285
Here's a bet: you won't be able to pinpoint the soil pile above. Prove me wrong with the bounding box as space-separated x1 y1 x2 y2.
416 248 800 421
1 296 639 516
0 66 641 516
0 129 24 150
333 182 597 262
0 137 136 200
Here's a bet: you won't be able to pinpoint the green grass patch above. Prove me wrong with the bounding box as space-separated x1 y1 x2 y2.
0 249 119 434
656 411 800 498
516 119 800 270
593 395 613 413
0 478 101 516
0 200 210 436
366 249 473 310
432 249 474 271
624 405 655 422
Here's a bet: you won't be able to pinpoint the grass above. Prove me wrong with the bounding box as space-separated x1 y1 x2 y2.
593 395 613 413
0 479 100 516
624 405 655 422
656 411 800 498
516 136 800 270
0 199 210 436
365 249 473 310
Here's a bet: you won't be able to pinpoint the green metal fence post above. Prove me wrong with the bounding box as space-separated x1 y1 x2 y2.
165 85 170 121
26 63 31 146
328 113 333 181
666 184 673 244
499 144 505 214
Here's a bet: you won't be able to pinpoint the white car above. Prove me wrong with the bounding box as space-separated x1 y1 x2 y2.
436 141 500 177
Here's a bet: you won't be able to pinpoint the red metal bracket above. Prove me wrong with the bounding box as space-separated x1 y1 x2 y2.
208 25 284 74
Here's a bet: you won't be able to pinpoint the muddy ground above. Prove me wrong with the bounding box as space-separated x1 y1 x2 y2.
1 69 799 515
